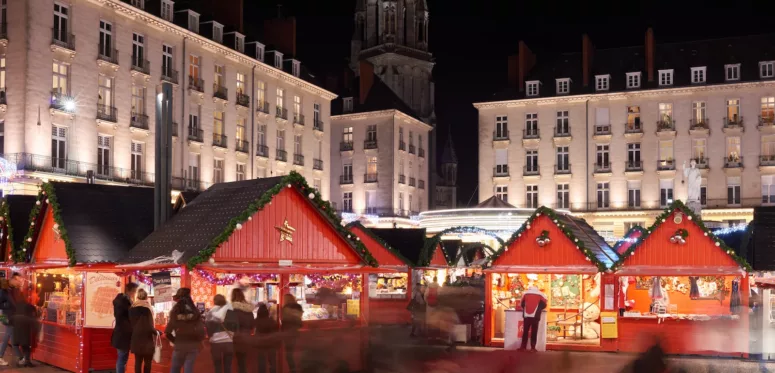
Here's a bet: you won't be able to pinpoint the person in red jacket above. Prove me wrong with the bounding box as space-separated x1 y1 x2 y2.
518 286 547 352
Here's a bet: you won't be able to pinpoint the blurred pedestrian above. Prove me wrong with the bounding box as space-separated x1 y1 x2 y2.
230 288 255 373
255 303 278 373
281 294 303 373
205 294 235 373
0 273 23 365
165 288 205 373
518 286 547 352
129 289 158 373
409 283 426 338
425 281 440 339
11 298 37 367
112 282 138 373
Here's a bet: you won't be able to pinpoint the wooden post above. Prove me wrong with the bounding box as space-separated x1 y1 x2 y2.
484 272 492 346
180 266 191 287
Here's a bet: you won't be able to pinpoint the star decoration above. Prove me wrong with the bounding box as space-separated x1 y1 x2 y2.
275 218 296 244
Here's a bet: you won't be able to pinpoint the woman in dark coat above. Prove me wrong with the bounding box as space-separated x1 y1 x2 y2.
281 294 303 373
11 298 38 367
165 288 205 373
255 304 278 373
129 289 158 373
229 288 255 373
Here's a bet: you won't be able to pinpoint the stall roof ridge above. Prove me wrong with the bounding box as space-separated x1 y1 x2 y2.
476 196 515 209
347 222 415 266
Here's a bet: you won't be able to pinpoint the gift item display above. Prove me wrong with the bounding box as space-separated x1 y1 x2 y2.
37 271 83 327
287 274 362 321
368 273 408 299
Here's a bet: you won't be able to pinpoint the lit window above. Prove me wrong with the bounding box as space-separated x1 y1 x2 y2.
761 61 775 78
526 81 539 97
725 64 740 81
691 67 706 84
658 69 673 86
626 72 641 89
595 75 610 91
660 179 674 208
556 78 570 95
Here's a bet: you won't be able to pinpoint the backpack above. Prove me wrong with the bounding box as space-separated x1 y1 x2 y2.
426 286 438 307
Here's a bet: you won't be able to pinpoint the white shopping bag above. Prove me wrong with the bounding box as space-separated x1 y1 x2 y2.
153 334 162 363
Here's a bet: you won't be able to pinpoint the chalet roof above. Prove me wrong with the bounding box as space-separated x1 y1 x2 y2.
555 213 620 268
475 196 515 209
6 196 36 254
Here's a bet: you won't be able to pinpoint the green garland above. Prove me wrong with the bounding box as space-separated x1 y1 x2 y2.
345 221 414 266
16 184 75 266
419 227 506 267
489 206 610 272
0 199 10 262
611 200 753 272
186 171 379 269
538 230 550 241
675 229 689 239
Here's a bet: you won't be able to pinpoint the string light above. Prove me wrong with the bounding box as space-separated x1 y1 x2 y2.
194 269 278 285
712 225 747 236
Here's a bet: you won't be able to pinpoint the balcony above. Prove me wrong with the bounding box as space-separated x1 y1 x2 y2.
293 154 304 166
313 159 323 170
314 120 324 132
723 155 743 169
523 128 540 139
594 163 611 174
275 149 288 162
161 66 179 84
130 112 149 130
656 119 675 133
276 106 288 121
213 84 228 101
256 101 270 114
689 118 710 134
723 116 744 132
235 139 249 153
187 127 204 143
51 28 75 51
761 155 775 167
399 141 406 151
365 173 378 183
419 148 425 158
256 144 269 158
131 55 150 75
419 180 425 189
97 45 119 65
1 153 156 188
553 126 571 138
236 92 250 108
364 139 378 150
493 130 509 142
759 116 775 132
494 165 509 177
409 144 416 154
692 157 709 169
554 164 571 175
172 177 211 192
212 134 227 149
96 104 117 123
50 90 76 114
409 177 416 187
523 166 539 177
398 174 406 184
625 160 643 172
593 125 611 137
293 114 305 126
340 174 354 185
657 159 676 171
340 141 354 152
188 76 204 92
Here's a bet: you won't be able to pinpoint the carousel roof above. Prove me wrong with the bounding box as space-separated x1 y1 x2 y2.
5 195 37 253
475 196 515 209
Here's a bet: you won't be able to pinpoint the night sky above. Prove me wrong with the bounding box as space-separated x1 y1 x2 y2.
246 0 775 206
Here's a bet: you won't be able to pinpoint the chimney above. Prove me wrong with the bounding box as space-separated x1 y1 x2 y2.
517 41 536 92
359 61 374 105
582 34 595 87
645 28 655 83
263 17 297 57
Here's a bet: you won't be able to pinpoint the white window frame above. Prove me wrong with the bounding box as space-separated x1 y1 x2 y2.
525 150 538 173
189 54 200 81
526 81 539 97
162 44 174 76
557 183 569 209
212 23 223 43
728 177 741 206
556 146 569 171
627 180 641 208
132 33 145 67
276 88 284 110
131 141 143 179
213 111 224 136
761 61 775 78
597 182 610 209
343 97 353 112
236 163 246 181
236 72 246 95
556 78 570 95
556 110 569 135
725 64 740 82
274 52 283 69
293 95 301 116
276 129 285 150
188 153 200 184
131 85 145 116
658 69 673 86
256 44 265 61
495 185 508 201
495 115 508 139
626 72 641 89
660 179 674 208
292 60 300 77
98 20 113 58
213 158 224 184
691 66 707 84
763 175 775 205
187 11 199 33
256 81 266 106
595 75 610 91
160 0 173 21
52 61 69 94
342 192 353 212
51 126 67 168
53 3 69 42
313 103 321 126
0 56 5 90
236 35 244 53
98 75 114 110
526 185 539 209
214 64 225 88
97 135 112 176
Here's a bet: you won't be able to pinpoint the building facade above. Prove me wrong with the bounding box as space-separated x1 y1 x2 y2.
1 0 334 198
476 31 775 238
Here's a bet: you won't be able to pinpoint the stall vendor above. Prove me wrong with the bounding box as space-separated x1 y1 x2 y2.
518 286 547 352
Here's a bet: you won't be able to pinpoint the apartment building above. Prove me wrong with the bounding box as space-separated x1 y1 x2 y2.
330 61 431 224
1 0 334 198
475 30 775 238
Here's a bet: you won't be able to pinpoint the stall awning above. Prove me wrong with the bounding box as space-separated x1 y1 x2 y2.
485 265 600 274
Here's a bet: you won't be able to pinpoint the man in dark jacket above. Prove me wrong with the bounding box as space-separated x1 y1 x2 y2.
165 288 205 373
112 282 138 373
0 273 23 366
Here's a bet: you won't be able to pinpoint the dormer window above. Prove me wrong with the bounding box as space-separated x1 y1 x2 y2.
526 81 539 97
556 78 570 95
273 52 283 69
256 44 265 61
691 66 706 84
725 64 740 81
129 0 144 9
626 72 641 89
212 22 223 43
160 0 174 22
187 11 199 33
292 60 300 78
235 34 244 53
595 75 610 91
343 97 353 113
658 69 673 86
761 61 774 78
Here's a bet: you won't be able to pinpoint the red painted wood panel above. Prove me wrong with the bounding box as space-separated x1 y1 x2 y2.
89 328 117 370
350 226 405 266
621 210 740 269
429 244 447 266
33 208 68 262
215 188 362 265
368 299 411 324
617 318 748 356
33 323 79 372
493 215 594 267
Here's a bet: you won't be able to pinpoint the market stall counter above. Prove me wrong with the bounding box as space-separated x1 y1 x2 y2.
121 174 378 373
612 201 751 357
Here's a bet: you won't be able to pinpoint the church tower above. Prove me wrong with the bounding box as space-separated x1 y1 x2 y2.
350 0 440 207
436 132 458 209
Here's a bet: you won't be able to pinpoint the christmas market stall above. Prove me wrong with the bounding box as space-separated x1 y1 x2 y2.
612 201 751 357
347 222 415 325
122 173 378 373
484 206 620 351
21 183 154 373
0 195 37 270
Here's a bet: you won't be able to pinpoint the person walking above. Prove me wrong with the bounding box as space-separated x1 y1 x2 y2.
165 288 205 373
10 297 38 367
129 289 158 373
229 289 255 373
518 286 547 352
205 294 235 373
281 294 303 373
255 304 278 373
0 273 23 365
409 283 426 338
112 282 138 373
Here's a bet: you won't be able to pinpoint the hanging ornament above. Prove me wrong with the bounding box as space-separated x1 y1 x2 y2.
670 229 688 245
35 201 40 206
535 230 551 247
248 216 252 221
308 193 315 199
236 223 243 230
45 199 50 204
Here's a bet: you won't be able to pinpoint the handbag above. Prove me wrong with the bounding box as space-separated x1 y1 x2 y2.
153 333 162 363
220 322 234 339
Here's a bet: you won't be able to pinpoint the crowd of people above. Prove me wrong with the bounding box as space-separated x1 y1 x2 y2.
0 273 39 368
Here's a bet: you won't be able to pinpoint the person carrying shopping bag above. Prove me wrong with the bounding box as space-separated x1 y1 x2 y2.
129 289 159 373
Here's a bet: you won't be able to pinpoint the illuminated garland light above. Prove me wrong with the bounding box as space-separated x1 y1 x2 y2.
194 269 278 285
306 273 362 291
